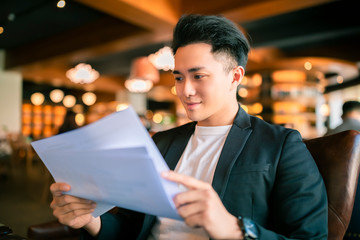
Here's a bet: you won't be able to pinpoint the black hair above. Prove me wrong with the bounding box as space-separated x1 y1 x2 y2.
171 14 250 70
342 101 360 116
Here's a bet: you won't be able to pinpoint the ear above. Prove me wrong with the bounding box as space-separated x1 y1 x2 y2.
230 66 245 91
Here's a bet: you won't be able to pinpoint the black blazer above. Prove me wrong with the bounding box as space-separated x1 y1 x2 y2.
84 107 328 240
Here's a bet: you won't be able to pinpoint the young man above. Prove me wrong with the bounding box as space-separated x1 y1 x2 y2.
50 14 328 239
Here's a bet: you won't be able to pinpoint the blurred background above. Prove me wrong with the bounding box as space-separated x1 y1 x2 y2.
1 0 360 140
0 0 360 237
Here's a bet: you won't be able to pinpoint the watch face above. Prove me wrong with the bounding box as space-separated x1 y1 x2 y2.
243 217 259 238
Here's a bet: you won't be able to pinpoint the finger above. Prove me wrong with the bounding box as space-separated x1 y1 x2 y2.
183 213 205 228
57 209 94 225
177 201 206 219
51 194 94 208
174 188 212 208
161 171 210 190
54 203 96 216
50 182 71 196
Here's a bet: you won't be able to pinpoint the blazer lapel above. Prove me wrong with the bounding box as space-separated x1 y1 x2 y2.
212 107 253 199
165 122 196 170
139 108 251 239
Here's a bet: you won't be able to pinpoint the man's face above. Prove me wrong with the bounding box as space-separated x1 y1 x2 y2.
173 43 243 126
352 110 360 122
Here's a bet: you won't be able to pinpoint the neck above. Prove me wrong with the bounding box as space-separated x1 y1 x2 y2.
197 101 239 126
344 112 360 122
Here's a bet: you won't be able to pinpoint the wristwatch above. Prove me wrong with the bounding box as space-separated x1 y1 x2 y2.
238 216 259 240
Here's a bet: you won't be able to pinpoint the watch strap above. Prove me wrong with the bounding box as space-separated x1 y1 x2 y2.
237 216 258 240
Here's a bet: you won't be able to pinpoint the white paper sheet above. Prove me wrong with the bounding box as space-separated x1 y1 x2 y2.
31 106 182 220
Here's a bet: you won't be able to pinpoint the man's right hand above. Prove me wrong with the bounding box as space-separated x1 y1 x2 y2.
50 182 101 236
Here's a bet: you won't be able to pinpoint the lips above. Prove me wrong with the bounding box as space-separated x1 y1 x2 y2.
184 101 201 110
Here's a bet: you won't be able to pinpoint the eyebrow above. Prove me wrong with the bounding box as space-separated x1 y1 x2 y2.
172 67 205 75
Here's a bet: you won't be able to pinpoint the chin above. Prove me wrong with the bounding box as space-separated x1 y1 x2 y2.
185 112 197 122
186 113 205 123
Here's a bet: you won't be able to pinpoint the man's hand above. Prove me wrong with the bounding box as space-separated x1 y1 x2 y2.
50 182 101 236
162 171 243 240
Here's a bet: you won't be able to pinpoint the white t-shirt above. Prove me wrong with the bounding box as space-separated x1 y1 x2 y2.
148 124 232 240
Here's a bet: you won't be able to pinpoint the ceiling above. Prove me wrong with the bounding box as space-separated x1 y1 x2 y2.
1 0 360 94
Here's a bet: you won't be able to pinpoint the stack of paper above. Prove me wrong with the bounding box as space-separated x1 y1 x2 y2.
31 106 182 220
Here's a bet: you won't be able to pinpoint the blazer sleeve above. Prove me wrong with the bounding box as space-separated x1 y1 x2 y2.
257 130 328 239
80 208 145 240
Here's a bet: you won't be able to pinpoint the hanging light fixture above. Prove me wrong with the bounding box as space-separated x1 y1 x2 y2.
82 92 97 106
49 89 64 103
148 46 175 71
125 79 153 93
57 0 66 8
75 113 85 126
125 57 159 93
66 63 99 84
63 95 76 108
30 92 45 106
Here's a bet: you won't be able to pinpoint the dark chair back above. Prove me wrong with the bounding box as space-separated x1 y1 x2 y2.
304 130 360 240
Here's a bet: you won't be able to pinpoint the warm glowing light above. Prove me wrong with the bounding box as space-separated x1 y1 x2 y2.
272 70 306 82
66 63 99 84
116 103 129 111
0 27 4 34
252 102 263 114
252 73 262 87
54 106 66 115
337 76 344 84
22 104 32 113
63 95 76 108
57 0 66 8
273 102 306 114
125 79 153 93
148 46 175 71
82 92 97 106
320 103 330 117
75 113 85 126
153 113 163 123
171 86 177 95
304 61 312 70
50 89 64 103
30 92 45 106
241 76 248 86
43 126 53 137
22 126 31 136
238 88 248 98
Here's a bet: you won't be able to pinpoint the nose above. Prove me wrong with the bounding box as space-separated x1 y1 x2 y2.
181 78 196 97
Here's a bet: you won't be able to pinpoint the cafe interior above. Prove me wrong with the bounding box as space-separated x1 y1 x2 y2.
0 0 360 239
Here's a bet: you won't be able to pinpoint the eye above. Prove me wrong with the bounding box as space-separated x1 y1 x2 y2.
194 74 205 80
174 76 183 81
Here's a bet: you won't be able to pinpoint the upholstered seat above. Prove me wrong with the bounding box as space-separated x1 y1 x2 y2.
27 220 80 240
304 130 360 240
